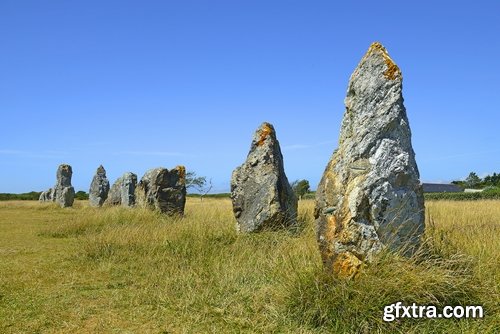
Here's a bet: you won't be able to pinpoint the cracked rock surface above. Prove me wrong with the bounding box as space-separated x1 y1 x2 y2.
314 42 425 277
106 172 137 207
136 166 186 215
231 122 297 232
89 165 110 207
53 164 75 208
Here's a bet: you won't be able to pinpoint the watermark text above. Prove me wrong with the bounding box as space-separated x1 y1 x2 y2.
383 302 484 322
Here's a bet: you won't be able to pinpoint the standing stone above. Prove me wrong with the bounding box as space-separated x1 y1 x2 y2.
106 178 122 206
89 165 110 207
314 42 425 278
53 164 75 208
136 166 186 215
105 172 137 207
39 188 53 202
231 122 297 232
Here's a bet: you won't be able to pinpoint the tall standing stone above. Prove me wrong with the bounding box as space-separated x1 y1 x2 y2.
314 42 425 277
105 172 137 207
89 165 110 207
136 166 186 215
231 122 297 232
53 164 75 208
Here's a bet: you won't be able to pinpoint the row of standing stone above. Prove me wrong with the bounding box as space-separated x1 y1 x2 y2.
39 42 425 278
40 165 187 216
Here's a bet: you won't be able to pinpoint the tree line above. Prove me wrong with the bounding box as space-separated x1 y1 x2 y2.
3 171 498 201
0 191 89 201
452 172 500 189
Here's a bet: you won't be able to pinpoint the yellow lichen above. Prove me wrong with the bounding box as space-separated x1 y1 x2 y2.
175 165 186 180
367 42 401 80
325 215 338 245
257 123 273 146
333 252 363 279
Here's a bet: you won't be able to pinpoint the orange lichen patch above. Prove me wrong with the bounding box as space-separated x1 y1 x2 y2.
323 159 345 196
338 227 357 244
324 215 338 244
383 61 400 80
175 165 186 180
367 42 401 80
257 123 273 146
333 252 363 279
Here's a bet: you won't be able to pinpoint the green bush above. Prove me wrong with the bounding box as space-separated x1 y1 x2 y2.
0 191 41 201
75 191 89 200
424 191 500 201
483 186 500 195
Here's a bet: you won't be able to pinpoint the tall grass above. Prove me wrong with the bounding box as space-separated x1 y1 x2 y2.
0 199 498 333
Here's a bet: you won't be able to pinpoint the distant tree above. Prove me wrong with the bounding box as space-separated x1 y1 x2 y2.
185 171 206 189
484 172 500 187
0 191 41 201
465 172 481 189
451 180 465 188
75 191 89 200
291 179 310 199
481 173 500 187
185 171 213 201
494 173 500 186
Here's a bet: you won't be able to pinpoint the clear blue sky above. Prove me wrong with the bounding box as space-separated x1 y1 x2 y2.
1 1 499 193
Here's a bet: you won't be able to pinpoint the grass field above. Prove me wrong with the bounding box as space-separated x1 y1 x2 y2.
0 199 498 333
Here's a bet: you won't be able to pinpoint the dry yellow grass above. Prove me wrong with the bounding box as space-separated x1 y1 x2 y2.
426 200 500 263
0 199 498 333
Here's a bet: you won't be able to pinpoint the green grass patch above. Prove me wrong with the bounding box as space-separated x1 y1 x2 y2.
0 199 498 333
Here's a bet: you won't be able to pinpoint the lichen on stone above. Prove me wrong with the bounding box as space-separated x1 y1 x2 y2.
257 122 273 146
315 42 424 279
136 167 186 215
176 165 186 180
332 252 363 279
231 122 297 232
367 42 401 80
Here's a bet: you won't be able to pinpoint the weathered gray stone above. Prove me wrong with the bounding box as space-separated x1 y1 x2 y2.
49 188 56 202
314 42 425 278
106 182 121 206
106 172 137 207
231 122 297 232
136 166 186 215
53 164 75 208
39 188 53 202
89 165 110 207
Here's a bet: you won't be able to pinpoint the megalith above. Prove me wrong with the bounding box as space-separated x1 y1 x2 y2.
39 188 53 202
52 164 75 208
314 42 425 277
89 165 110 207
106 172 138 207
136 166 186 215
231 122 297 232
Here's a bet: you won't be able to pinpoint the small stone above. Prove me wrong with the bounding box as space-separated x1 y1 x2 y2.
105 172 137 207
314 42 425 277
231 122 297 232
89 165 110 207
322 207 336 215
136 166 186 215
